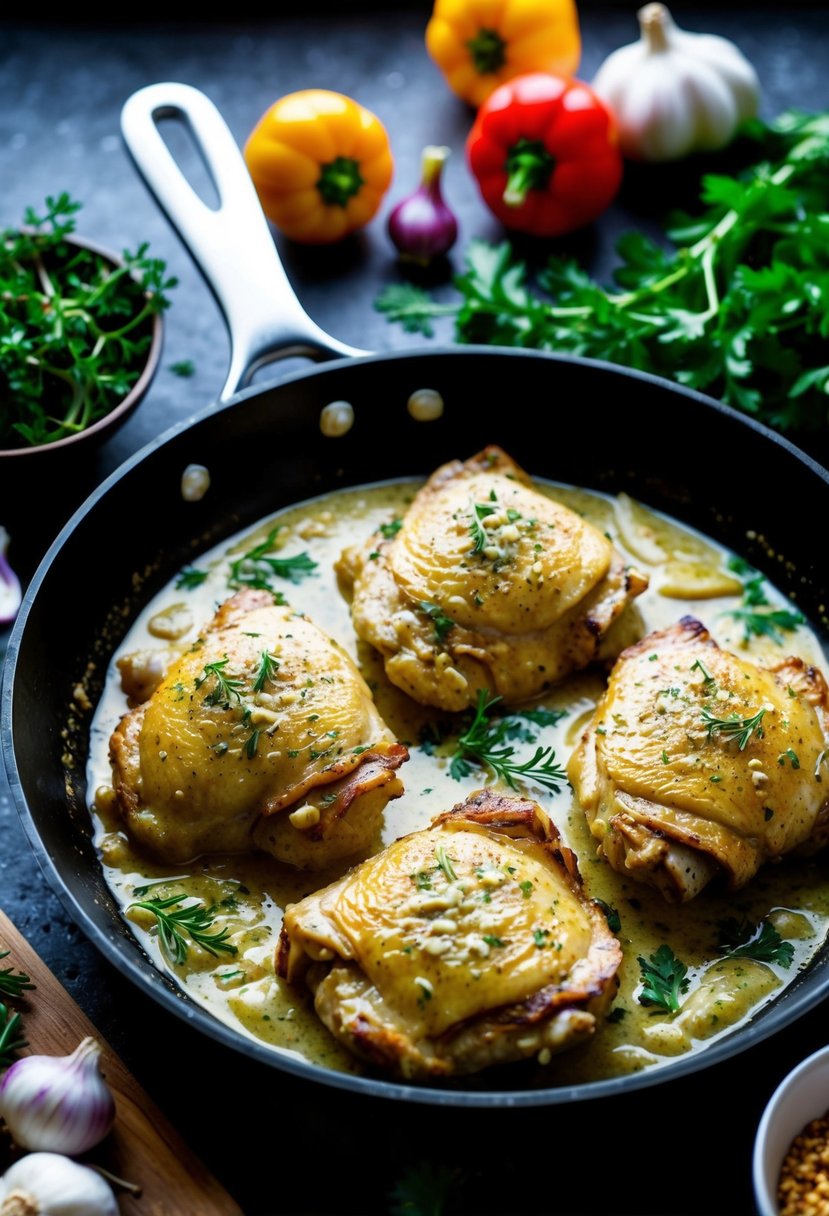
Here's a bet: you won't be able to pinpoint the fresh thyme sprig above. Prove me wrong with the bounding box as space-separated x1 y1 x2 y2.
195 656 246 709
0 1000 27 1068
449 690 567 794
0 950 34 999
0 192 175 448
701 706 766 750
229 527 317 595
637 944 690 1014
128 893 238 966
252 649 280 693
717 917 795 968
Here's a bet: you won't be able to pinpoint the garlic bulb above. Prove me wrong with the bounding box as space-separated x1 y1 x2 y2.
592 3 760 161
0 1152 118 1216
0 1036 116 1155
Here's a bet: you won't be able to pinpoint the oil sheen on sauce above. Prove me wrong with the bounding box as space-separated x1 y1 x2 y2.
86 477 829 1087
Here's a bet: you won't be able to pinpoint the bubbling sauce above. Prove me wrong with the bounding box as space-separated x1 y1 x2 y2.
86 477 829 1085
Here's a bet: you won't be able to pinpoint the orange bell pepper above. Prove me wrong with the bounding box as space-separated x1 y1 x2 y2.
425 0 581 109
244 90 394 244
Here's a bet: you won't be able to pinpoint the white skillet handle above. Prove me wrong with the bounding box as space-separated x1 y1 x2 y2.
120 82 368 402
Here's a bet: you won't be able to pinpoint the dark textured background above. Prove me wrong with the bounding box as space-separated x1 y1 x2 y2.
2 6 829 1214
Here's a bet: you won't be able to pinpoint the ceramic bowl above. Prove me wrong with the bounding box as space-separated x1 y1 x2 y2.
0 232 163 463
753 1043 829 1216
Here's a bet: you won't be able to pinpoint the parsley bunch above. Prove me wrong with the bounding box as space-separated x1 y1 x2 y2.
0 192 175 448
377 110 829 437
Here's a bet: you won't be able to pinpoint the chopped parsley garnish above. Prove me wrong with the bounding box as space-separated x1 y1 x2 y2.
483 935 506 949
637 944 689 1014
379 518 403 540
778 748 801 769
519 880 533 899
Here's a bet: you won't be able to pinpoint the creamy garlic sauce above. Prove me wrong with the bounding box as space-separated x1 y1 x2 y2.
86 477 829 1086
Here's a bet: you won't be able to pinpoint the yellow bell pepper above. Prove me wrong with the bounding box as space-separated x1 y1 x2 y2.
425 0 581 109
243 90 394 244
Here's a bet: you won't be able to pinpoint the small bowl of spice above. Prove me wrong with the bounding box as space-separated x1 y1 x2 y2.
754 1043 829 1216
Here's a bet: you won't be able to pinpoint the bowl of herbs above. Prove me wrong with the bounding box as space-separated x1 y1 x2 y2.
0 192 174 459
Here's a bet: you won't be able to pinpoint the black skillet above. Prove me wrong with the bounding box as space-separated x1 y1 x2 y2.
3 82 829 1109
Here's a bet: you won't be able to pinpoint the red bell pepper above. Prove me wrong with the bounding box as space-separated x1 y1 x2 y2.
466 72 623 238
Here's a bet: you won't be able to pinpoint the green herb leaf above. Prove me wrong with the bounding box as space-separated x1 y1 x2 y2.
128 893 238 965
376 112 829 439
0 1000 27 1069
0 193 175 449
228 527 317 593
0 951 34 1000
448 689 567 794
418 600 455 643
637 944 690 1013
717 917 795 968
701 706 766 750
175 566 209 590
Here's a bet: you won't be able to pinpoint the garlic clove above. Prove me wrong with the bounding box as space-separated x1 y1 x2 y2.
0 1036 116 1156
0 1152 118 1216
0 526 22 628
592 2 760 162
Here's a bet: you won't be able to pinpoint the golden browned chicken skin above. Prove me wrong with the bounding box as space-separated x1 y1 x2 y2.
109 589 408 869
336 446 648 713
276 789 622 1080
568 616 829 902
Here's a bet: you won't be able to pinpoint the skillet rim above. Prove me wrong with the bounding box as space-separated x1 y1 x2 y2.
4 343 829 1108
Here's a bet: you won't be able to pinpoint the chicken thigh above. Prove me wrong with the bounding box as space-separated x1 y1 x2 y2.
568 616 829 901
109 589 408 869
337 446 648 712
277 789 622 1079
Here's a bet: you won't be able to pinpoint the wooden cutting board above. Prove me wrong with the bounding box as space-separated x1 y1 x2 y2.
0 908 244 1216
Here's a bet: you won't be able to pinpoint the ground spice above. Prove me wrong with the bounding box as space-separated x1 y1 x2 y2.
778 1110 829 1215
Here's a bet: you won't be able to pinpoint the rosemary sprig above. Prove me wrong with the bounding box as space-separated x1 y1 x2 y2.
0 950 34 999
128 893 238 966
449 690 567 794
701 706 766 750
0 1000 27 1068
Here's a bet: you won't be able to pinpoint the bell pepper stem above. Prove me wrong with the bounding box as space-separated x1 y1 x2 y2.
503 140 556 207
317 156 364 208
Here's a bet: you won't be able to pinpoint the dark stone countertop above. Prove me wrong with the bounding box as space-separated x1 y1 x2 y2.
2 7 829 1214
